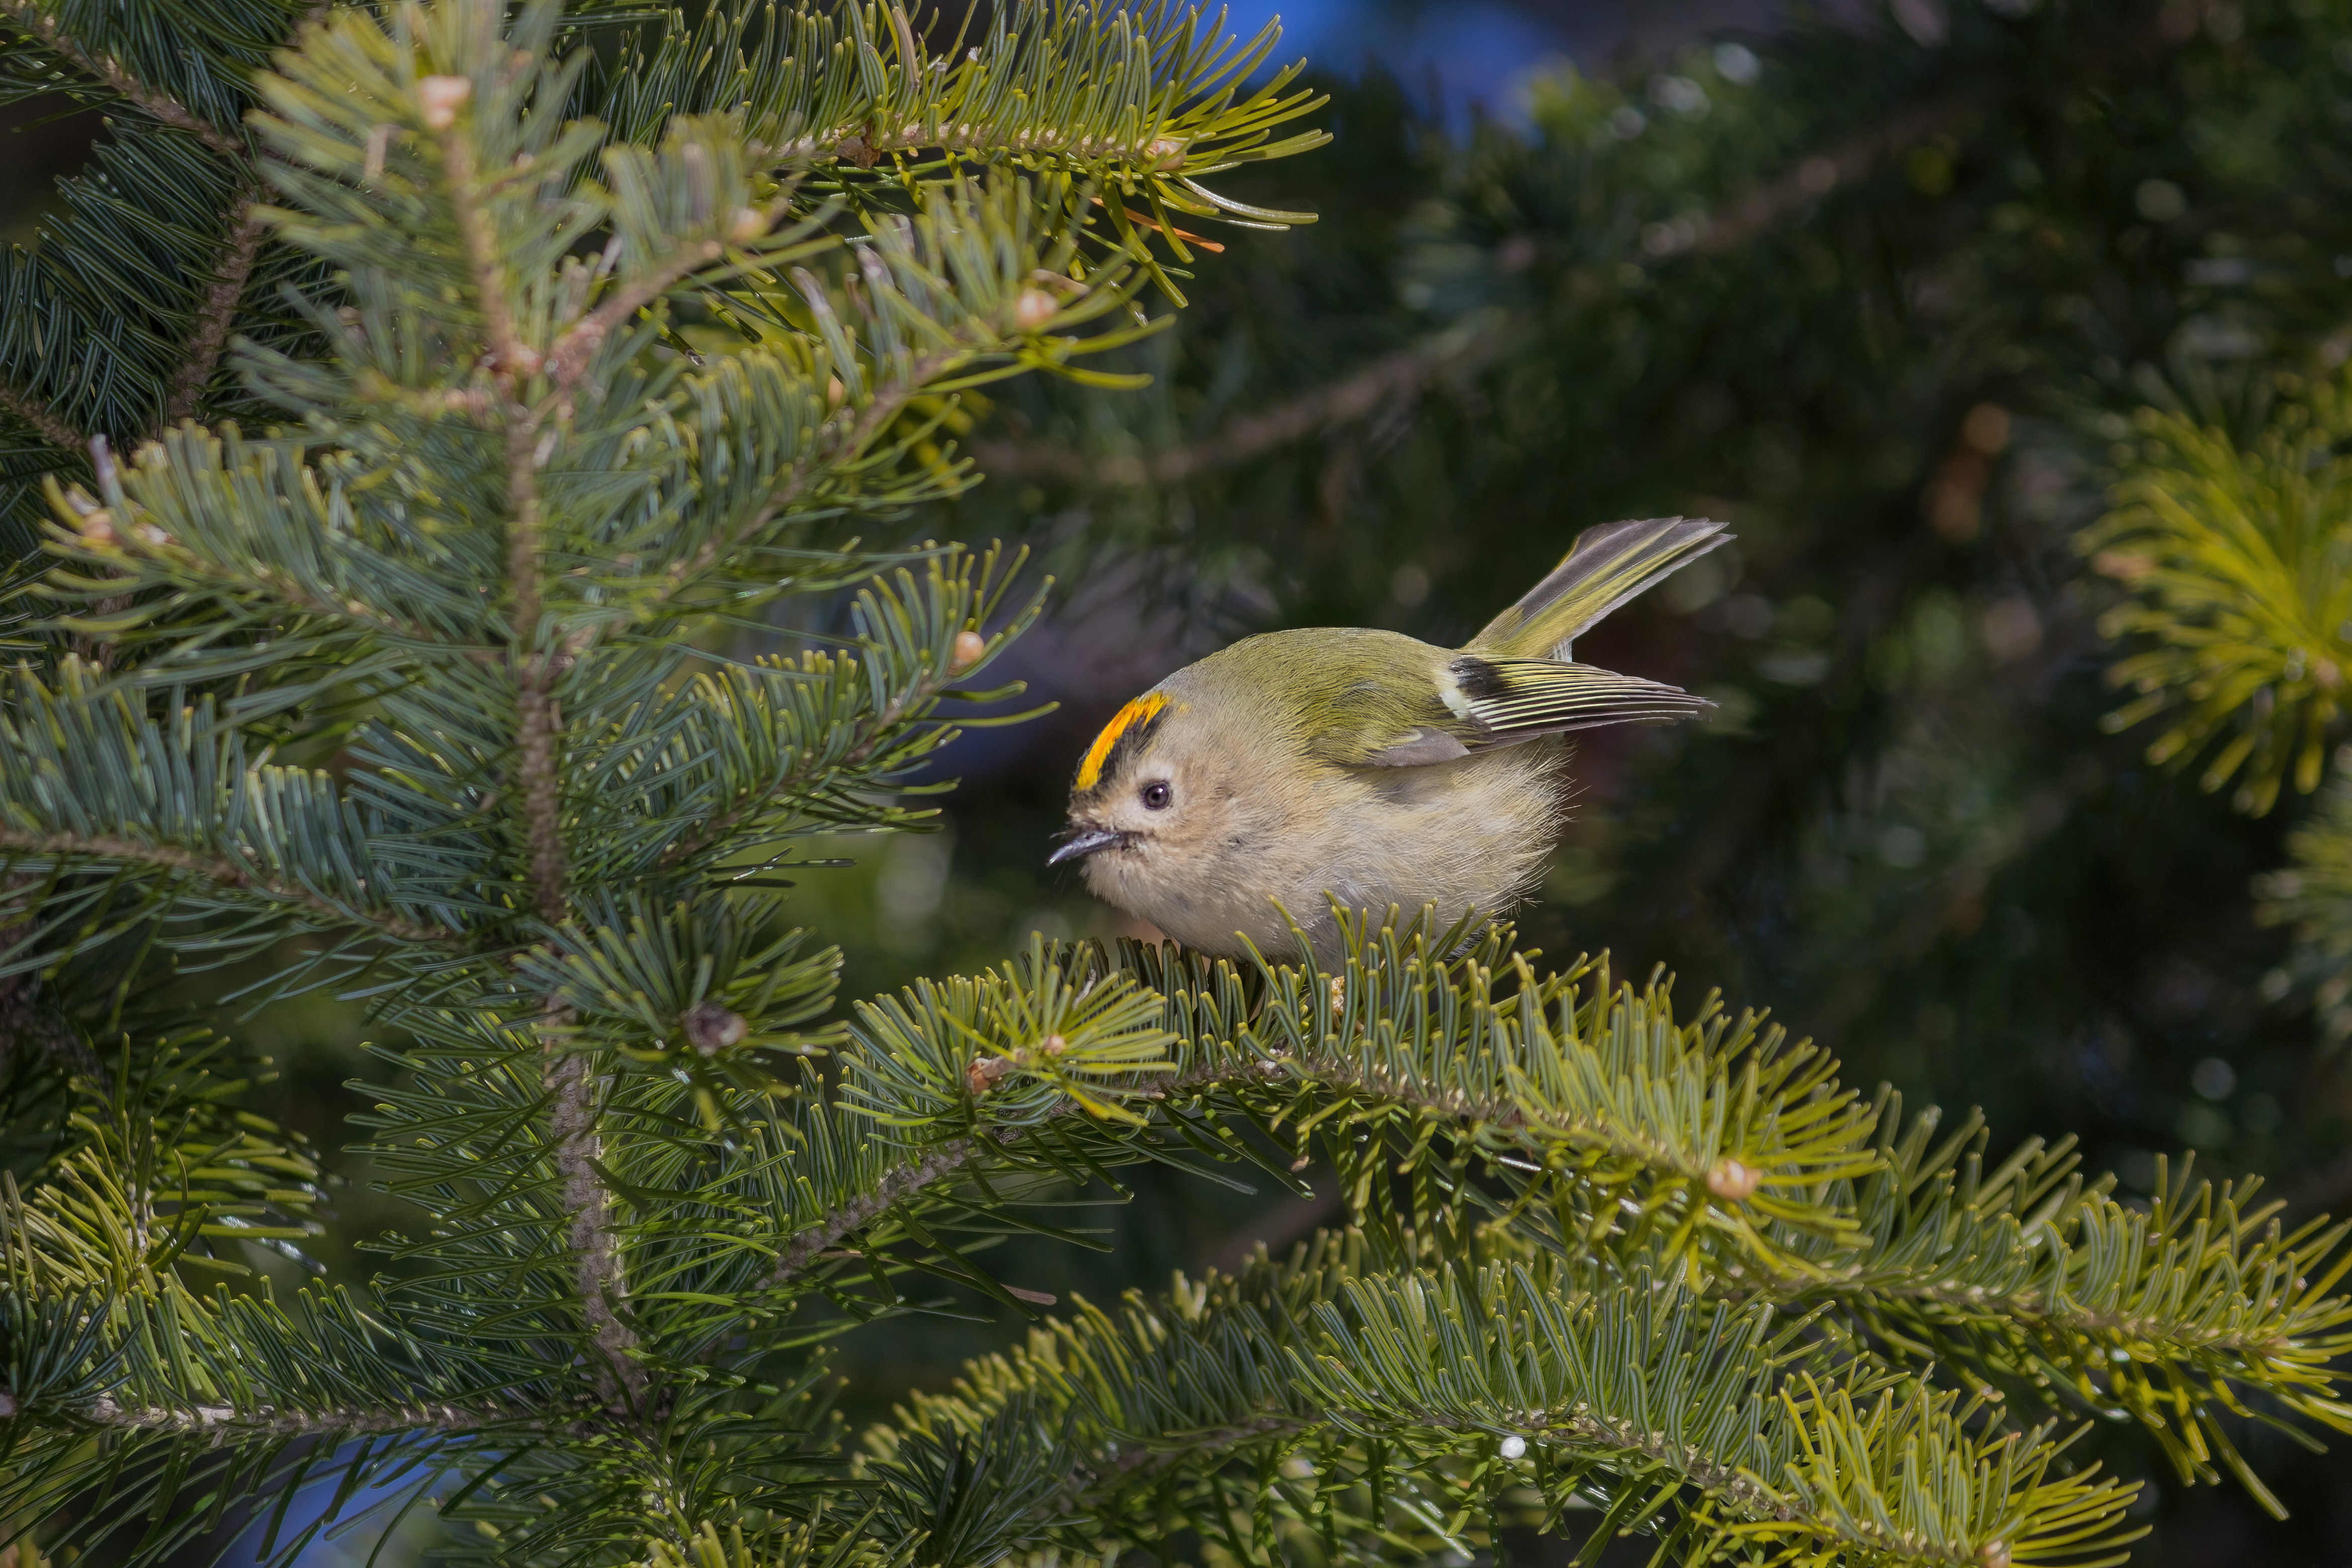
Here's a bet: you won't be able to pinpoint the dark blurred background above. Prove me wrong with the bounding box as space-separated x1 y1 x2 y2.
13 1 2351 1563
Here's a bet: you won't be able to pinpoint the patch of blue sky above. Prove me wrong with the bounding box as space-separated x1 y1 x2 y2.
1227 0 1575 125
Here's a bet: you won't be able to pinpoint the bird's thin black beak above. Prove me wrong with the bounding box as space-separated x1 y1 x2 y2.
1048 827 1130 866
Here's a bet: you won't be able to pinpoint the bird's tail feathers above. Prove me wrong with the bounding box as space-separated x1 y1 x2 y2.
1467 516 1730 661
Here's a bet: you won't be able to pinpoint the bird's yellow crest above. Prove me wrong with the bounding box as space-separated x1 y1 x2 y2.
1075 692 1168 791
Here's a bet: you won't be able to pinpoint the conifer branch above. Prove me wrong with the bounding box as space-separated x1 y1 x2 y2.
755 121 1195 172
514 519 633 1404
766 1133 985 1285
61 1393 507 1438
769 1056 1237 1288
507 416 638 1404
442 81 644 1406
640 466 811 618
0 376 89 452
974 319 1519 487
441 126 537 380
160 192 271 426
846 349 968 457
544 239 728 391
0 3 247 161
972 93 1970 489
654 655 928 874
0 828 459 947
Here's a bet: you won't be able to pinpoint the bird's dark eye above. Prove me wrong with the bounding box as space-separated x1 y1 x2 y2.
1140 780 1172 810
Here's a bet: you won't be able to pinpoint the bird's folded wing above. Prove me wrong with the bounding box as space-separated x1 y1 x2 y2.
1446 655 1713 743
1343 657 1711 767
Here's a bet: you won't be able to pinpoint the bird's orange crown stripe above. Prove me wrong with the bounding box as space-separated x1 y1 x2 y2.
1076 692 1167 791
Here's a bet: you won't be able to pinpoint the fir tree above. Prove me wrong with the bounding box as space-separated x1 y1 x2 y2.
0 5 2346 1568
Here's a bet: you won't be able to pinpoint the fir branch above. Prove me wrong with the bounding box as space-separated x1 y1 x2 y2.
63 1393 507 1438
496 307 641 1421
769 1051 1237 1289
544 1045 641 1408
0 2 247 160
429 69 647 1407
755 120 1190 171
766 1131 986 1285
440 122 538 380
652 653 926 874
1092 1414 1306 1482
508 428 640 1406
974 319 1519 487
1662 94 1967 259
543 238 730 390
972 92 1971 488
845 348 967 458
159 192 271 425
640 464 810 617
0 828 459 947
0 375 89 452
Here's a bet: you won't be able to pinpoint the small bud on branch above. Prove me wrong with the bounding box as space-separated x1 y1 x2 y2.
418 75 472 131
1706 1157 1762 1201
684 1001 748 1055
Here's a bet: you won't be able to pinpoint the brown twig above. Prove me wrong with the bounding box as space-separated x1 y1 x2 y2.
459 119 643 1407
44 1392 515 1437
543 238 725 388
971 319 1518 490
1 2 247 160
846 346 968 456
440 127 536 379
1674 95 1969 258
766 1135 986 1286
751 118 1194 172
160 191 270 424
974 94 1974 489
503 421 641 1410
0 377 90 452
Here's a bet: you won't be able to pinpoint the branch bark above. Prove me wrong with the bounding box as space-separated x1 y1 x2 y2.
503 413 639 1410
441 127 537 378
753 117 1191 173
0 3 248 160
457 120 643 1411
0 376 90 452
59 1392 514 1438
973 94 1974 490
544 237 725 389
161 191 271 425
766 1135 985 1286
975 318 1520 490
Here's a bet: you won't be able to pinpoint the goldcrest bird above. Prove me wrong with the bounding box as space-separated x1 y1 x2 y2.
1049 516 1732 962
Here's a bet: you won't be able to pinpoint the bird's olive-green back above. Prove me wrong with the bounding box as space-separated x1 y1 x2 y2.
1165 627 1454 770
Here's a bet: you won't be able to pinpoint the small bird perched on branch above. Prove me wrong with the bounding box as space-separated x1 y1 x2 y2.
1050 516 1730 961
